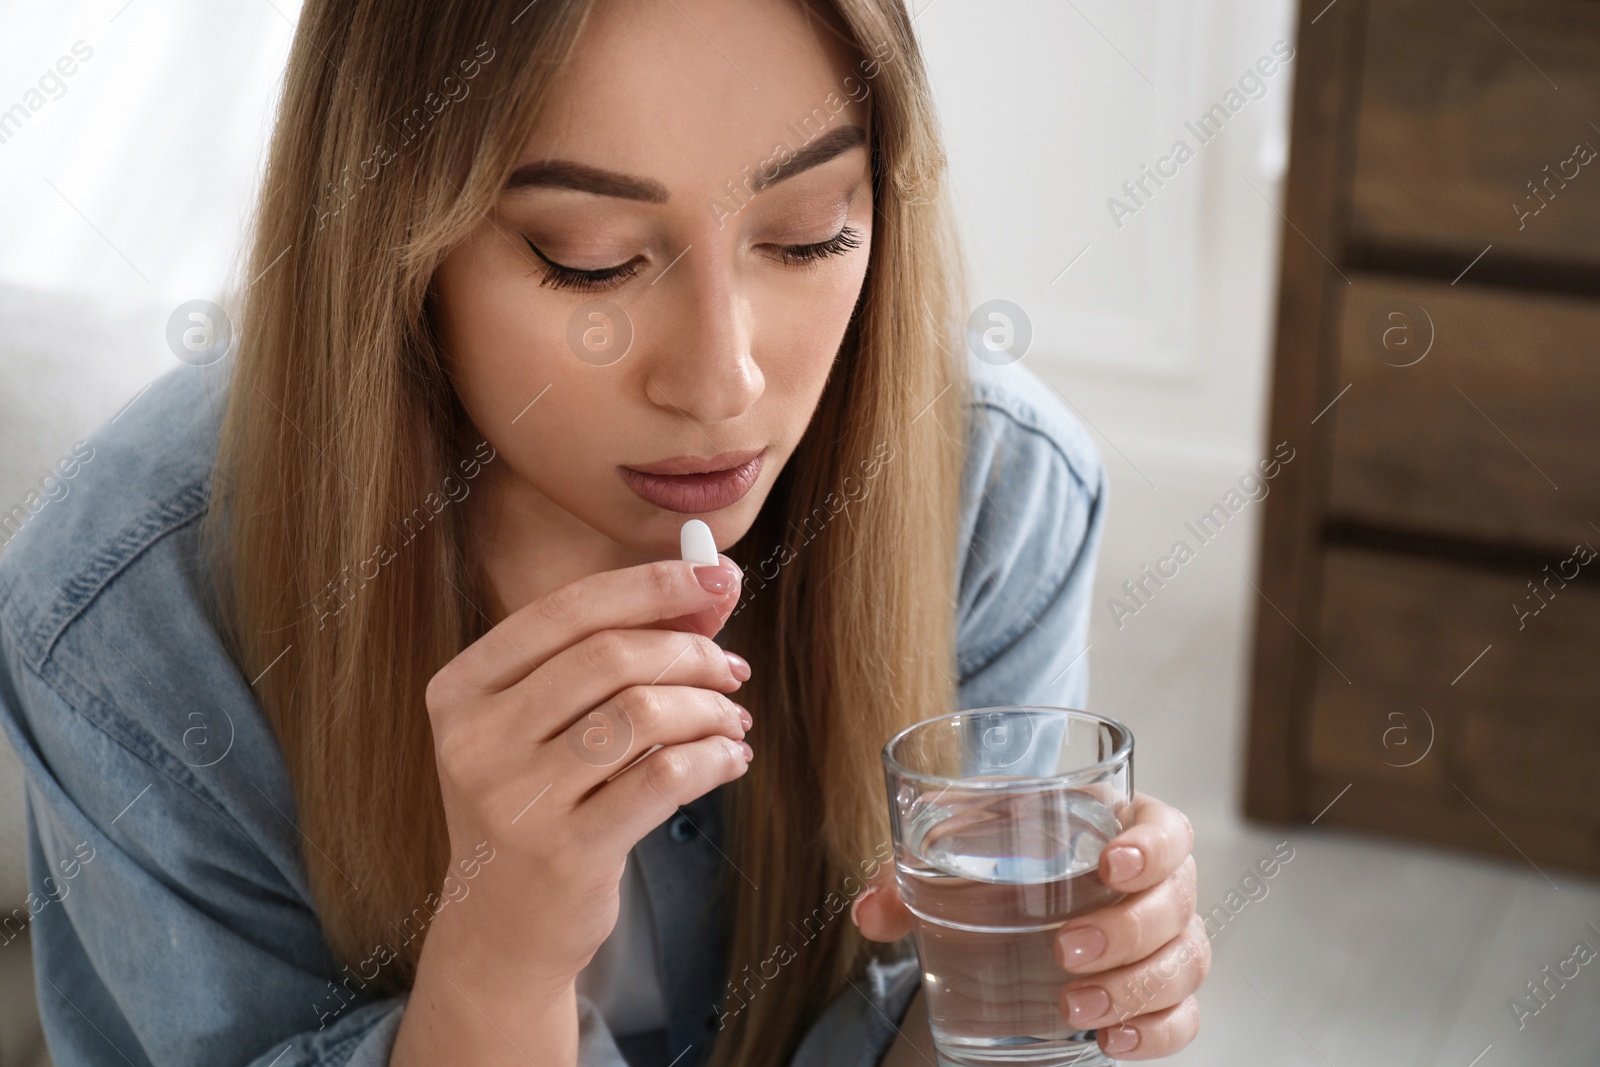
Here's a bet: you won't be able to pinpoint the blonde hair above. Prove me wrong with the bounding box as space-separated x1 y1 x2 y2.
208 1 969 1062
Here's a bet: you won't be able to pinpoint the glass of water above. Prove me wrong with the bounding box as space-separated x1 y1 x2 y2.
882 706 1135 1067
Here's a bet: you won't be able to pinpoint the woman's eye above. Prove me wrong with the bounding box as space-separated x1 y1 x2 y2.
772 225 865 267
521 225 866 292
523 237 643 293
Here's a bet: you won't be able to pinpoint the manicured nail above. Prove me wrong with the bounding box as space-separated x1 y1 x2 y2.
724 650 751 681
737 740 754 762
734 703 752 730
1104 845 1144 884
1103 1025 1140 1054
695 563 733 594
1063 985 1110 1026
1056 925 1107 969
850 886 877 926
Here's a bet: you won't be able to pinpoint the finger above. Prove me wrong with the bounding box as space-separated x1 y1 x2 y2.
578 733 753 848
512 627 747 742
551 685 749 794
1060 915 1210 1034
1096 994 1201 1060
1100 793 1194 894
448 557 742 692
1055 855 1196 974
660 555 743 638
440 629 748 794
851 868 914 943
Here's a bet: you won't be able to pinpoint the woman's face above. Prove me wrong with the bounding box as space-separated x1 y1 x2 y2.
433 0 878 568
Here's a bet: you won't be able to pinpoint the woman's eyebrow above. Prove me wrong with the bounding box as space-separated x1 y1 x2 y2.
504 123 867 201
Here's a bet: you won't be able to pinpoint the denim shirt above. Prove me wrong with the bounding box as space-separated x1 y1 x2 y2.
0 352 1105 1067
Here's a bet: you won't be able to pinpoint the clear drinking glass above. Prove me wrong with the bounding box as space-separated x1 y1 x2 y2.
882 706 1135 1067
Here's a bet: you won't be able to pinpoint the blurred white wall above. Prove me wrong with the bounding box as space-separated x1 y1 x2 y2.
0 0 298 308
925 0 1294 470
0 0 1295 897
0 0 304 910
922 0 1296 828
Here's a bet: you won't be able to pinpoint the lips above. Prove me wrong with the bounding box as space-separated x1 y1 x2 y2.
619 448 765 513
625 448 764 476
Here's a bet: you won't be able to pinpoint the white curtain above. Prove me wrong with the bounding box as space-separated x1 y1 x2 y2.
0 0 302 908
0 0 302 310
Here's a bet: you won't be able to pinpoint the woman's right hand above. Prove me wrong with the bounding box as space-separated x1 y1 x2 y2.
392 555 751 1065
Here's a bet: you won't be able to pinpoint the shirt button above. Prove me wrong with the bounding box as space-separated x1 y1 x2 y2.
669 813 696 842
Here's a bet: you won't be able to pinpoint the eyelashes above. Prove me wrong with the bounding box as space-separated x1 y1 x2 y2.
523 225 866 294
772 224 864 268
523 240 644 293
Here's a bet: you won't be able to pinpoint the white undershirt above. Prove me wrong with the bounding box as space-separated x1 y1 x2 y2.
575 849 668 1037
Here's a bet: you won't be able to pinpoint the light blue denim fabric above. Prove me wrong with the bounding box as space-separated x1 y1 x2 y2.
0 350 1105 1067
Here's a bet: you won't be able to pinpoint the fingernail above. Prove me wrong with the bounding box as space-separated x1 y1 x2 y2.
1104 846 1144 884
1103 1025 1140 1054
1056 925 1107 969
850 886 877 926
1063 985 1110 1026
737 740 753 762
724 650 751 681
734 703 752 730
695 563 734 595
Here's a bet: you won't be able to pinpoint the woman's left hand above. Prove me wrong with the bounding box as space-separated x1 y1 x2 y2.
854 791 1207 1060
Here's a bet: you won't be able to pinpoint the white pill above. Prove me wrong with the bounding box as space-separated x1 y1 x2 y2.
679 519 718 566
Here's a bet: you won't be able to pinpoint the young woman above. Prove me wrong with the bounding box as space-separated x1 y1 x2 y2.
0 1 1207 1065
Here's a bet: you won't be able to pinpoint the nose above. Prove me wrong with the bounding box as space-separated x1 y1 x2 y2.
640 247 764 425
